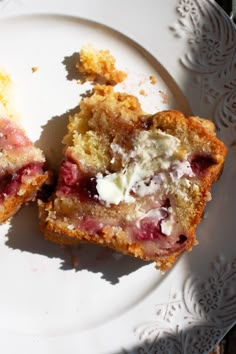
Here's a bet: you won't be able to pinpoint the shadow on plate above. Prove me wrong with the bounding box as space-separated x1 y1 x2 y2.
63 51 117 85
35 52 96 170
62 51 85 82
34 104 80 171
113 326 228 354
5 203 149 285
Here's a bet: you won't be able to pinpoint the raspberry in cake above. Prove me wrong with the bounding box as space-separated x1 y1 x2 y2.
39 85 227 270
77 45 127 84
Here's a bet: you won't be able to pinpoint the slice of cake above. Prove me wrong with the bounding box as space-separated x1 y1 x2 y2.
39 85 227 270
0 69 47 223
0 116 47 223
77 45 127 84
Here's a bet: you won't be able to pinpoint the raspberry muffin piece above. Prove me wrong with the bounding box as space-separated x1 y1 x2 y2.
0 116 47 222
39 85 227 270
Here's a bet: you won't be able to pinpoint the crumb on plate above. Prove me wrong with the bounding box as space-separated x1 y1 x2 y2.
31 66 38 73
139 89 147 96
76 44 127 84
149 75 157 85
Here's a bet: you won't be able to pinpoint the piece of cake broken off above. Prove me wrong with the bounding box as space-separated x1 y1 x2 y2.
39 85 227 271
76 45 127 84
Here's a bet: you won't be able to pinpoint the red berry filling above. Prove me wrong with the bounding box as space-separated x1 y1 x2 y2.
56 160 190 253
56 160 98 201
0 175 12 194
133 199 187 252
0 118 31 150
79 216 103 234
134 213 187 251
136 218 165 241
191 155 215 175
0 162 44 200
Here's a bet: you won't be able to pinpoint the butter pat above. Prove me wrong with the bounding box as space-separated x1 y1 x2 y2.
96 130 190 205
96 173 132 205
96 166 142 205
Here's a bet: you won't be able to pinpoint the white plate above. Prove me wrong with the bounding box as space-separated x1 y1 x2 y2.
0 0 235 353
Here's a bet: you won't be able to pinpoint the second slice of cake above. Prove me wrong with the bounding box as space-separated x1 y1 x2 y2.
0 116 47 222
0 69 47 223
39 85 227 270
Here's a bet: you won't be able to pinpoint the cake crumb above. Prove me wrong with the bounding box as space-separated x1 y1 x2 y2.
149 75 157 85
159 90 169 104
139 89 147 96
31 66 38 73
77 44 127 84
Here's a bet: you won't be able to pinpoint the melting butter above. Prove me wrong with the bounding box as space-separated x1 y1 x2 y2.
96 130 190 205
